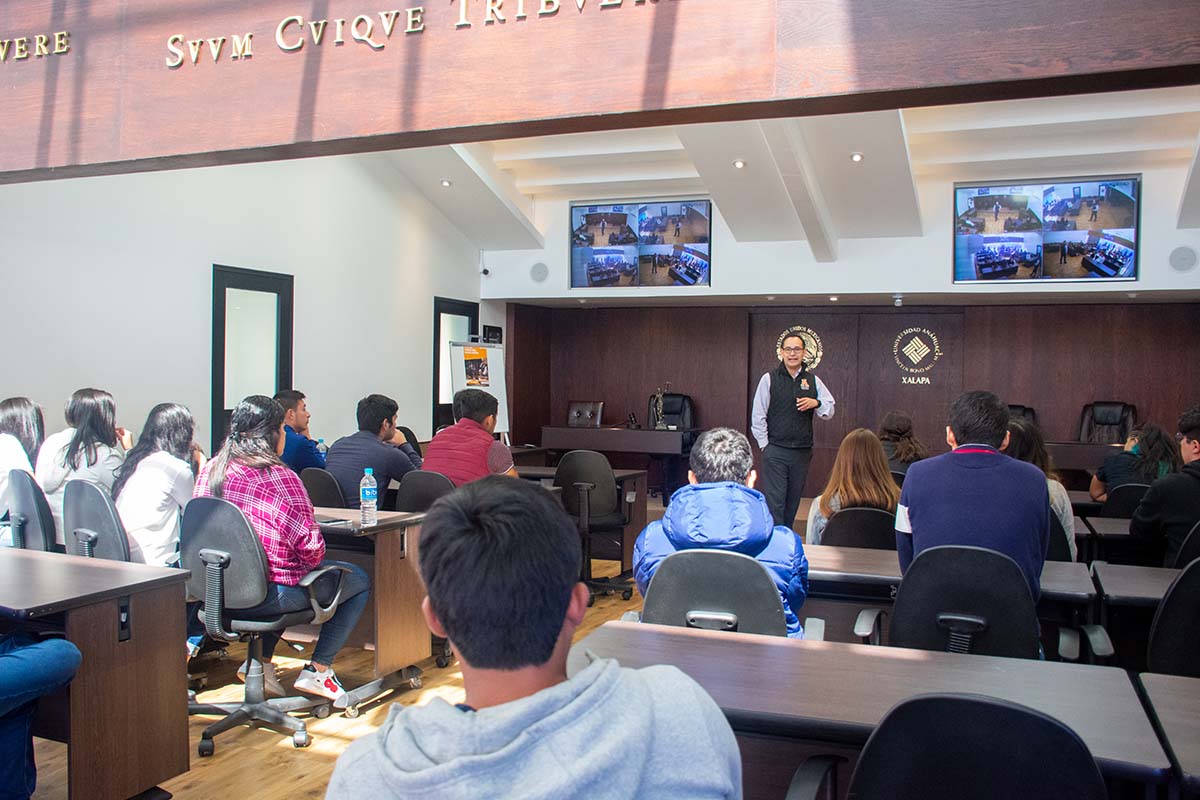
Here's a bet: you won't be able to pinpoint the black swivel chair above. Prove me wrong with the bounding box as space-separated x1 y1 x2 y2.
392 470 455 513
889 470 906 488
7 469 56 551
566 401 604 428
1171 520 1200 569
554 450 634 605
1099 482 1149 518
396 426 422 458
63 479 131 561
646 393 696 502
1078 401 1136 444
820 508 897 550
1007 404 1038 425
300 468 346 509
786 694 1107 800
1146 557 1200 678
1046 515 1074 563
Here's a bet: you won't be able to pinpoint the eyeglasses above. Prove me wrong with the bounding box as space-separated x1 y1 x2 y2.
781 347 805 354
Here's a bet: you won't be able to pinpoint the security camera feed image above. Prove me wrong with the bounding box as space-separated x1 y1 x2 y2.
953 176 1139 282
570 200 712 287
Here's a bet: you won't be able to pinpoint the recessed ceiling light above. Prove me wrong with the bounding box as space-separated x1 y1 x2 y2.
849 152 865 163
1127 292 1138 298
829 295 839 302
765 295 776 301
440 179 453 188
578 299 587 304
732 159 746 169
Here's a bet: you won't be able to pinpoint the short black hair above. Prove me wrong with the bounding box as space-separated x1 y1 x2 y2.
781 334 806 349
453 389 499 424
1179 405 1200 441
949 390 1010 448
273 389 306 414
419 477 580 669
356 394 398 433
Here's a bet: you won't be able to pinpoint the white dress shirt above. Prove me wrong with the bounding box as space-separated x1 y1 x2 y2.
116 450 195 566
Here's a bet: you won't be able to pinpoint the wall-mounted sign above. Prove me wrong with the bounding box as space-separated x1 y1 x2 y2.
776 325 824 370
892 327 943 385
0 31 70 64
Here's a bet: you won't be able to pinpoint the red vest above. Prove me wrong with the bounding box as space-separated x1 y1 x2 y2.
421 419 494 487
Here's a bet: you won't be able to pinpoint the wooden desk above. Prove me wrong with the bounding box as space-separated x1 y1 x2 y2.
1046 442 1121 472
1092 562 1177 608
541 426 692 456
1084 516 1133 538
570 622 1170 795
516 466 648 572
509 445 548 466
0 549 189 800
1139 673 1200 794
1068 489 1103 518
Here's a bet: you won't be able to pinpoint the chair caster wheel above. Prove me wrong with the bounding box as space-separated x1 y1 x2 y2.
313 704 331 719
343 705 361 718
436 655 450 668
409 675 423 690
622 589 633 600
293 731 311 748
198 738 215 757
587 594 596 607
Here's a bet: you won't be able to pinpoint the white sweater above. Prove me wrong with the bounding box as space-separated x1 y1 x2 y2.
35 428 124 545
116 450 195 566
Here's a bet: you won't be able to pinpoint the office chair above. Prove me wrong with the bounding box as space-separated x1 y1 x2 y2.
566 401 604 428
64 479 131 561
554 450 634 605
640 550 787 636
1007 404 1037 425
1146 557 1200 678
1172 520 1200 569
1046 515 1074 563
300 468 347 508
890 470 906 488
392 470 455 512
820 508 897 550
7 469 55 551
395 425 422 458
645 392 696 501
1099 482 1149 518
786 694 1107 800
1078 401 1136 444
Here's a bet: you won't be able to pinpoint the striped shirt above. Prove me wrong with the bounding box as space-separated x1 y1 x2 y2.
194 460 324 585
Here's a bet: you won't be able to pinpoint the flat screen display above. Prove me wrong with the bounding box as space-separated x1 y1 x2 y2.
570 200 712 288
953 175 1140 283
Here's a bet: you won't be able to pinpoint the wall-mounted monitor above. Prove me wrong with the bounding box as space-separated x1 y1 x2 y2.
570 199 712 288
953 175 1140 283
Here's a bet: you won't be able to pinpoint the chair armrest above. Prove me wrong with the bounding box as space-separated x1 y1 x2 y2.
786 755 845 800
1080 624 1114 659
1058 628 1081 661
198 548 238 642
803 617 825 641
620 611 641 623
73 528 98 558
297 564 352 625
854 608 885 645
10 513 26 549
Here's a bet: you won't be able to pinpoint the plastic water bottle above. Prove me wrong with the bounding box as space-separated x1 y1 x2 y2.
360 468 378 527
316 438 328 455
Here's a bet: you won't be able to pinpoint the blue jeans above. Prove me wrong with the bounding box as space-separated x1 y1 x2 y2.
240 560 370 666
0 634 82 800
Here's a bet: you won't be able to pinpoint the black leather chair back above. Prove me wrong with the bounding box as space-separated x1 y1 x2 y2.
554 450 619 518
181 497 271 611
648 393 694 430
642 549 786 636
397 426 422 457
7 469 55 551
821 508 897 551
1147 557 1200 677
890 470 906 488
1173 520 1200 569
394 470 455 512
300 468 346 508
1046 515 1073 562
64 480 131 561
1100 482 1149 518
1007 405 1037 425
566 401 604 428
846 694 1107 800
890 546 1040 658
1078 401 1136 444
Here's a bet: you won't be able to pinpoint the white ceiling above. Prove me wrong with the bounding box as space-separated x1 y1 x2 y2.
383 85 1200 255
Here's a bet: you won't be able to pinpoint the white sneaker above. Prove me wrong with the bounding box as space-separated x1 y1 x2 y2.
293 664 348 706
237 660 286 697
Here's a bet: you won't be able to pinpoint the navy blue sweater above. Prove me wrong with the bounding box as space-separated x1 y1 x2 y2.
895 445 1049 601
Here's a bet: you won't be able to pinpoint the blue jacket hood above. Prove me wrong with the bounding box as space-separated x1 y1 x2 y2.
661 482 775 554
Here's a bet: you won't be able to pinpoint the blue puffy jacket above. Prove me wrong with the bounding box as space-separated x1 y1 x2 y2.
633 482 810 637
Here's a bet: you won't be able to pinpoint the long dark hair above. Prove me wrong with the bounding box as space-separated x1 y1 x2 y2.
63 388 119 470
877 411 929 464
205 395 285 498
0 397 46 465
1005 418 1059 482
1130 424 1182 482
112 404 195 500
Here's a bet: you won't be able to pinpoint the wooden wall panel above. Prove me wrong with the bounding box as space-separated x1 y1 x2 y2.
507 303 553 446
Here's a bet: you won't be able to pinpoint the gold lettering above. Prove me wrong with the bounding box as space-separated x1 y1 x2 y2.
53 31 69 54
231 33 253 59
539 0 559 15
457 0 471 27
14 37 29 60
406 7 425 32
165 35 184 67
485 0 505 22
34 34 49 57
574 0 585 9
334 18 345 43
515 0 526 18
187 38 203 64
0 41 11 63
600 0 621 5
276 16 303 51
379 11 400 37
351 15 384 48
308 20 328 44
207 36 226 61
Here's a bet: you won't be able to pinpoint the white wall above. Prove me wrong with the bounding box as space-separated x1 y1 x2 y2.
0 153 480 447
480 162 1200 301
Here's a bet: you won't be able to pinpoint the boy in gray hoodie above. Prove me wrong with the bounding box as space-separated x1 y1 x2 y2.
326 476 742 800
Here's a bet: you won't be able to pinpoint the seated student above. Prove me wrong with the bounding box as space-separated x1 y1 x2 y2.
326 477 742 799
420 389 516 487
325 394 422 508
1130 405 1200 567
1004 418 1077 561
634 427 809 637
35 388 133 544
194 396 370 703
273 389 325 473
807 428 900 546
0 398 44 524
1090 424 1181 502
876 410 929 475
0 633 81 799
896 391 1049 601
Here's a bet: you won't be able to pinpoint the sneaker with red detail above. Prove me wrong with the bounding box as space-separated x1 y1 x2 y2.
293 664 348 706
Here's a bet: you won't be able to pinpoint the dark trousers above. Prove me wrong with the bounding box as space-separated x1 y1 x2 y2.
762 444 812 530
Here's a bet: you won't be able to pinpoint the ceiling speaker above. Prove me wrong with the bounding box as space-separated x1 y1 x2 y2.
530 262 550 283
1169 246 1197 273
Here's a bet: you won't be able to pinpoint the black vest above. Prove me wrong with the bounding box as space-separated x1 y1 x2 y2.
768 362 819 449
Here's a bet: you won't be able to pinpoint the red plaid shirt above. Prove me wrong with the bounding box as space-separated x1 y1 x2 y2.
194 460 325 586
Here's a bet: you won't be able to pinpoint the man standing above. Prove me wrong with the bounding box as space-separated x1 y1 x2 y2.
751 332 836 529
325 394 423 507
1130 405 1200 566
994 200 1001 221
274 389 325 473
